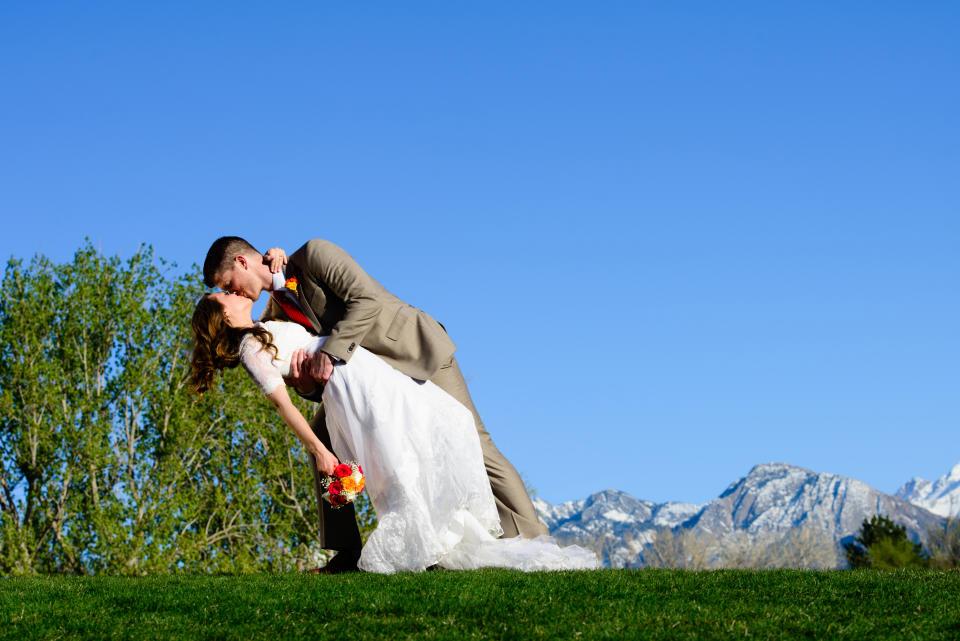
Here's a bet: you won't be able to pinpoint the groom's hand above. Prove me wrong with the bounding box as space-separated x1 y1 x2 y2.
287 349 318 396
306 351 335 385
264 247 287 273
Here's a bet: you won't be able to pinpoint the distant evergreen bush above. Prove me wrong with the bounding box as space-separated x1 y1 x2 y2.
843 514 928 569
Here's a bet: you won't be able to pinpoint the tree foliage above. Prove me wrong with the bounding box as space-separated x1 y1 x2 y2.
641 528 715 570
843 514 928 569
925 517 960 569
0 242 372 574
639 525 840 570
718 527 840 570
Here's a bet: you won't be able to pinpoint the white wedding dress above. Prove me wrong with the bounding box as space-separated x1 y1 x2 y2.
239 320 598 573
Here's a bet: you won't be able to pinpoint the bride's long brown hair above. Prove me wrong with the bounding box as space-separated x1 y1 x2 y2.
190 295 279 394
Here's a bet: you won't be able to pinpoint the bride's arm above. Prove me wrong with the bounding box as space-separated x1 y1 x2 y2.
265 386 339 475
239 339 337 474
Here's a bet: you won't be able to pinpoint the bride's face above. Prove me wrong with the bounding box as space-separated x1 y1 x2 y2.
209 292 253 328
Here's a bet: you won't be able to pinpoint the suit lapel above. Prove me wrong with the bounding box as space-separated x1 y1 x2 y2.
285 261 323 333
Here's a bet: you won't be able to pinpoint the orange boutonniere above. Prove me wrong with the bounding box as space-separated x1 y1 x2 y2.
284 277 298 292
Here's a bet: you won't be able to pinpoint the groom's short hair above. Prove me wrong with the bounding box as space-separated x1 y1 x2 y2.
203 236 260 288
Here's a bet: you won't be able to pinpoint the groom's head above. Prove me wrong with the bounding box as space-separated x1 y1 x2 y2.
204 236 269 301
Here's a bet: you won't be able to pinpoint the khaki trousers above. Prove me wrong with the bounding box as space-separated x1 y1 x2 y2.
307 355 547 551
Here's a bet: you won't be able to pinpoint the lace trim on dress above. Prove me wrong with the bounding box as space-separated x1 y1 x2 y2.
239 334 284 395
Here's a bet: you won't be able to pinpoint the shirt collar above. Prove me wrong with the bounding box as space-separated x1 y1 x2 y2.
270 270 287 292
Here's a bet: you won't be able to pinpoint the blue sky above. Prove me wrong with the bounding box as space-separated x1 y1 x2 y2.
2 2 957 505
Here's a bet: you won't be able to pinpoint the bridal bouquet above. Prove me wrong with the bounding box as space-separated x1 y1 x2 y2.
322 462 365 508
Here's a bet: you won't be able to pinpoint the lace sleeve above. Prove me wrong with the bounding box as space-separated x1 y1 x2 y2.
239 337 285 396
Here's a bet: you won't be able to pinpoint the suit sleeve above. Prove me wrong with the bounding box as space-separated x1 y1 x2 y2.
298 239 384 363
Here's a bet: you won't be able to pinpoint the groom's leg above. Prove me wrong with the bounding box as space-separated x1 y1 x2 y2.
308 404 363 552
429 356 549 539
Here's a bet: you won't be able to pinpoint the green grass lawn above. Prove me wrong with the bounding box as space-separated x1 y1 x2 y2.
2 569 958 640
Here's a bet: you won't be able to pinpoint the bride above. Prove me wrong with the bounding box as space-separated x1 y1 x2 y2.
191 292 597 573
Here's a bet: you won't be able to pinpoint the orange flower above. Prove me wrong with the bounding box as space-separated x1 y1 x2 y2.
284 276 298 292
342 476 360 493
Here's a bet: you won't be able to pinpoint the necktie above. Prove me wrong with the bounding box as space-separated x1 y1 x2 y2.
271 289 315 331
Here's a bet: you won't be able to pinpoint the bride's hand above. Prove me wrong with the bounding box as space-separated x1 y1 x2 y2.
264 247 287 273
313 447 339 476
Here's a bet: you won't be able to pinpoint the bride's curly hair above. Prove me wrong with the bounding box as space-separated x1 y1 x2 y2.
190 294 278 394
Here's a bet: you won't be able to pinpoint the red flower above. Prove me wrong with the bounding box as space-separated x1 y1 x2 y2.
328 481 342 495
334 464 353 478
358 464 363 474
331 493 348 506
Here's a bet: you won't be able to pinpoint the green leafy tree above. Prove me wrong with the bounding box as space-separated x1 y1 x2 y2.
0 242 374 575
843 514 928 569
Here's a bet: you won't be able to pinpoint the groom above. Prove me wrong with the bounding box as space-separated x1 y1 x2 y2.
203 236 547 572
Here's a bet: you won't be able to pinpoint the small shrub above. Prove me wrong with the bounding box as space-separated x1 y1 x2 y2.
843 514 927 569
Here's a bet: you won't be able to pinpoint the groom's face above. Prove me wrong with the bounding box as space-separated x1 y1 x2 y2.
215 255 261 301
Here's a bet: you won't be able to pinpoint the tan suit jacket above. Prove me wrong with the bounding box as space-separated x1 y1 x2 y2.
264 239 547 547
265 239 456 381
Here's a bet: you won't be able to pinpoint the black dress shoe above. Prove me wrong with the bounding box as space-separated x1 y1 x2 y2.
310 549 361 574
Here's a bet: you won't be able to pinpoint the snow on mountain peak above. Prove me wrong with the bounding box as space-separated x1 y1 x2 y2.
949 461 960 481
898 460 960 517
534 461 946 568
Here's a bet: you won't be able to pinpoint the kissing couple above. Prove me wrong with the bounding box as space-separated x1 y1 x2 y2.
190 237 597 573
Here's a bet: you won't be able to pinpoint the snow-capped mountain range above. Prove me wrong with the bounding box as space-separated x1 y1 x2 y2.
896 461 960 517
534 460 957 568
